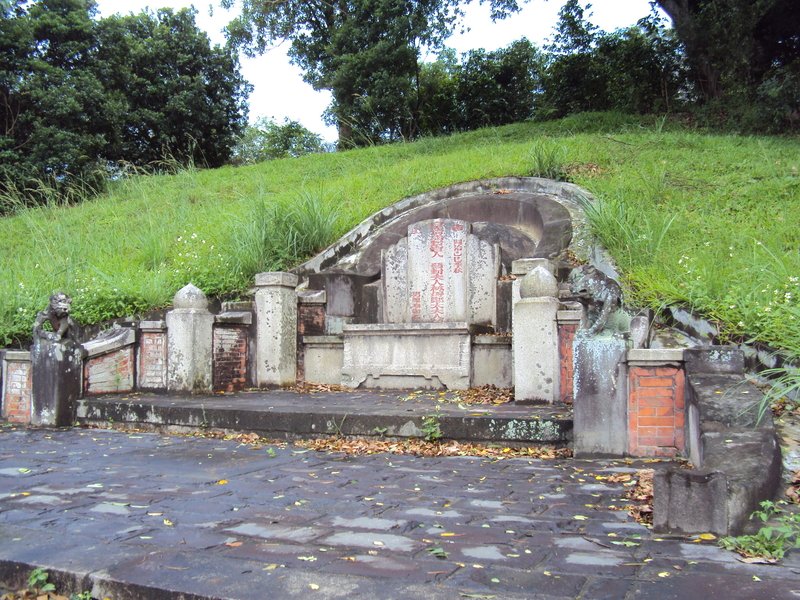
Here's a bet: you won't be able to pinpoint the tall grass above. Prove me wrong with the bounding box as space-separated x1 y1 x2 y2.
0 114 798 359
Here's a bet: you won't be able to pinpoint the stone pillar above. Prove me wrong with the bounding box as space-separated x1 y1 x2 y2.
513 264 560 403
573 332 628 457
254 272 298 387
30 339 83 427
556 302 585 404
627 348 686 458
1 351 32 424
166 284 214 393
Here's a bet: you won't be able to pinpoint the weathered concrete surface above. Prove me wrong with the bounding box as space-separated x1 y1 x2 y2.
572 333 627 457
76 390 572 445
3 428 800 600
654 347 782 536
30 339 83 427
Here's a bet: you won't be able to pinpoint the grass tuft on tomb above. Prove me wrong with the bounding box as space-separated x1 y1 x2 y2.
0 112 798 363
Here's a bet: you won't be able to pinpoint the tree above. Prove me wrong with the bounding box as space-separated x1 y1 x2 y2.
653 0 800 105
457 39 544 129
232 117 326 164
0 2 250 202
0 0 108 191
94 8 250 168
222 0 522 147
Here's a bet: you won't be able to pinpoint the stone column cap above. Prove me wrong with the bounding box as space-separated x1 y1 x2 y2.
2 350 31 362
255 272 299 288
512 258 555 276
215 311 253 325
627 348 685 365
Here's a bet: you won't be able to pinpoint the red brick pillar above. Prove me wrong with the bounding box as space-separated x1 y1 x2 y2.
627 349 686 457
297 291 327 383
556 303 584 405
213 310 252 393
137 321 167 390
1 351 32 424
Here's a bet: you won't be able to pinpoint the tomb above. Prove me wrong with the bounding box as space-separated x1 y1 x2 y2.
294 177 593 392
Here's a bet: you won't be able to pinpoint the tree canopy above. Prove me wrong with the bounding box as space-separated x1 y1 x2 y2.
222 0 522 146
0 0 250 202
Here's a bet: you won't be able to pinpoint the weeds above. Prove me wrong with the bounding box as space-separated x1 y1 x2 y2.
719 500 800 562
526 139 569 180
421 411 443 442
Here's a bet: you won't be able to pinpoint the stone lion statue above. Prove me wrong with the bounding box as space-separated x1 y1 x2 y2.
568 265 622 335
32 292 78 342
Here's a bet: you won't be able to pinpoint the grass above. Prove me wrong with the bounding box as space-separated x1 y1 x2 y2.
0 112 798 360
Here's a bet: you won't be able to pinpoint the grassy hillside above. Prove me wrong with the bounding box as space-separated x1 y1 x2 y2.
1 112 798 359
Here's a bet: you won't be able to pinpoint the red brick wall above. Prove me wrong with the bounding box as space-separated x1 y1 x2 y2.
138 331 167 390
628 365 686 457
296 304 326 382
558 322 578 404
84 347 135 395
213 325 248 392
3 360 32 423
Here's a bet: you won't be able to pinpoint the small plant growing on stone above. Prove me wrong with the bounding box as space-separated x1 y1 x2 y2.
719 500 800 562
27 567 56 594
421 412 443 442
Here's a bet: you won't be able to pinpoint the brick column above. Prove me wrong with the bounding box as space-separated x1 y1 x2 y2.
296 290 326 382
627 348 686 458
1 351 32 424
213 310 252 393
138 321 167 390
557 302 584 404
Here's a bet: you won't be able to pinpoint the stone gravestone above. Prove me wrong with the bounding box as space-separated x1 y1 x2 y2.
30 293 83 427
381 218 499 327
344 218 499 390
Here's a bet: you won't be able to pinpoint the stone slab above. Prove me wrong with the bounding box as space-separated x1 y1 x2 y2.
82 327 136 358
3 428 797 600
341 323 470 390
573 333 628 457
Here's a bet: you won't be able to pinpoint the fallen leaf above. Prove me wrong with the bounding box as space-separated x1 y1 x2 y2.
163 518 174 526
216 479 228 485
697 533 717 541
225 541 243 547
573 515 588 521
658 572 670 578
263 564 280 570
309 583 320 591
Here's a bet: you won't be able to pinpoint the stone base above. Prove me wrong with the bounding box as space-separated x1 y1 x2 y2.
342 323 470 390
303 336 344 385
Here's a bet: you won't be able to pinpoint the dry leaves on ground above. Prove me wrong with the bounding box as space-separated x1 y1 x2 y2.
295 437 572 459
786 470 800 503
608 469 654 526
288 382 350 394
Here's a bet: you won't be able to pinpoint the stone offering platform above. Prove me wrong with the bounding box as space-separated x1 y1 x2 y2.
2 428 800 600
76 389 573 446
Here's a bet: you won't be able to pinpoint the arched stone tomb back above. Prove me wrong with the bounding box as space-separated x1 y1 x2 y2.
294 177 593 390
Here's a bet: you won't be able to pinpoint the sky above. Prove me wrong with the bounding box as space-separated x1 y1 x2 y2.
95 1 657 141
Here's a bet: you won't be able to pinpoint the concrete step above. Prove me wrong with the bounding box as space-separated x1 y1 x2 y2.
77 389 573 446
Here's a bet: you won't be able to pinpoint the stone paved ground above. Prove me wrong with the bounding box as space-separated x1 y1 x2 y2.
1 428 800 599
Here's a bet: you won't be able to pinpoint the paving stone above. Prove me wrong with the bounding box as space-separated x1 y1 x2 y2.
2 428 800 600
